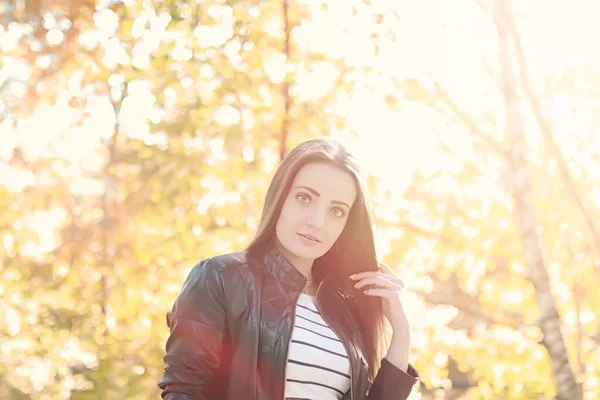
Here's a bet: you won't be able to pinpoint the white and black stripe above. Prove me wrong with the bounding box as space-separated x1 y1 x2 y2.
285 293 351 400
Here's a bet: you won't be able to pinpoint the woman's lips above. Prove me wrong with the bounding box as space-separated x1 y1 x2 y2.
298 233 321 245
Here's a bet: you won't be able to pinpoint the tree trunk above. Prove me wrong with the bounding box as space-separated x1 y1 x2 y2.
493 1 582 399
507 11 600 256
279 0 292 161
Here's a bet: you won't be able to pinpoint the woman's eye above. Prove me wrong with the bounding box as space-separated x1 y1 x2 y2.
332 208 345 217
296 193 310 203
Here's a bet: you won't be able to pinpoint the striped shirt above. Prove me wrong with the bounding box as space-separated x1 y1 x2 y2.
285 293 351 399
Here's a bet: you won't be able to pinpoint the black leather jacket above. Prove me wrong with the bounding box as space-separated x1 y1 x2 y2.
158 247 419 399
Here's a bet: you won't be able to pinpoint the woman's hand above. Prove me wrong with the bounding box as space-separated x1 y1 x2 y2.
349 262 410 337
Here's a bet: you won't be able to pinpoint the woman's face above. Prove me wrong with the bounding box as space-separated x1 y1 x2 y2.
275 162 357 269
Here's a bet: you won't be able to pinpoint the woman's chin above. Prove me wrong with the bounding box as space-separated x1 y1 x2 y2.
288 245 323 262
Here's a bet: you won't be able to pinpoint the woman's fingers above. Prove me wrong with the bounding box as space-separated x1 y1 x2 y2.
362 288 400 299
351 273 404 290
378 262 395 276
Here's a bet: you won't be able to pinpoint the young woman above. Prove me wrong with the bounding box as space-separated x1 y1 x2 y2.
158 138 419 399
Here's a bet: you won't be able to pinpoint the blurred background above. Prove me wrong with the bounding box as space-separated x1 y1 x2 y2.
1 0 599 398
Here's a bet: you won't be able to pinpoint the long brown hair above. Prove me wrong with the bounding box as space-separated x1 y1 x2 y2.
246 137 390 379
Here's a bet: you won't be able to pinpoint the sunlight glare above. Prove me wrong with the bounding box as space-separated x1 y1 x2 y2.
5 307 21 336
94 9 119 37
46 29 64 46
293 62 339 102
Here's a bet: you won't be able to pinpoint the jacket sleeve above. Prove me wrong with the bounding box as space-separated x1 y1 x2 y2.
157 258 228 399
366 358 419 399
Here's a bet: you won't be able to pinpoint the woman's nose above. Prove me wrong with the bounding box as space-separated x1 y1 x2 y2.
307 209 325 229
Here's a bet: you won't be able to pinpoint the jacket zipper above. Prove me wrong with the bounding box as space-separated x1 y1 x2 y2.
316 291 354 400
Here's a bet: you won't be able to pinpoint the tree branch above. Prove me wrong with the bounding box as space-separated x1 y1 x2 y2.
473 0 489 14
432 80 510 159
415 270 524 330
434 130 510 194
390 218 518 265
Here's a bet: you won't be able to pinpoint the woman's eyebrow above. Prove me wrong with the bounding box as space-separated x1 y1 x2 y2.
293 185 350 208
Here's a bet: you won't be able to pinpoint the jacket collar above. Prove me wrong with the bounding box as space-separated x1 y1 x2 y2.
261 246 308 291
260 246 358 300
